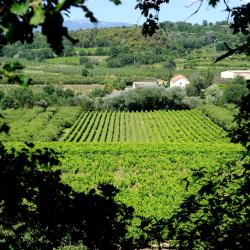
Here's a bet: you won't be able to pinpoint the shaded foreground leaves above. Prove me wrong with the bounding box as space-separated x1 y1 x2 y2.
0 142 136 249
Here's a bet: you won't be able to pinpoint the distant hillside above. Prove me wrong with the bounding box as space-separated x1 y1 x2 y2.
71 21 240 53
1 20 244 65
64 19 133 30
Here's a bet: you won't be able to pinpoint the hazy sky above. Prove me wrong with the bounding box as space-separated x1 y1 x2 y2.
67 0 249 24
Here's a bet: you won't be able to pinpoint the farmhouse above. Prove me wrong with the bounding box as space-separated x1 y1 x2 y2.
132 81 158 88
221 70 250 80
170 75 190 88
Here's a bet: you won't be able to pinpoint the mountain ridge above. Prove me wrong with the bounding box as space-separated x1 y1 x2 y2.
64 19 134 30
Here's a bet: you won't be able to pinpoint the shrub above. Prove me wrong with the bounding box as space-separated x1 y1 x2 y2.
204 84 223 105
222 77 248 105
81 68 89 77
98 86 189 111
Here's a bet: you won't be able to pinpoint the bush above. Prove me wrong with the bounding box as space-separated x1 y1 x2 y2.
98 86 189 111
222 77 248 105
0 88 34 109
204 84 223 105
80 56 94 68
88 88 111 98
81 69 89 77
199 104 236 130
72 95 94 110
184 96 202 109
19 48 54 61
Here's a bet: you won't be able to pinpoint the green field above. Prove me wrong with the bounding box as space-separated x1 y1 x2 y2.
11 142 242 220
9 141 241 225
3 106 242 240
63 110 227 143
1 51 249 86
2 108 227 143
2 107 240 219
1 107 82 142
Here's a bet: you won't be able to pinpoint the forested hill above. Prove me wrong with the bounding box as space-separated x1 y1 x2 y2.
0 21 242 59
72 21 240 52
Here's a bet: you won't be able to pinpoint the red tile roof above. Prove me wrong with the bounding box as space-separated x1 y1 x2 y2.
170 74 187 83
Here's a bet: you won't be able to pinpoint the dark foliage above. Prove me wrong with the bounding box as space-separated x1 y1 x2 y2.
0 61 31 85
0 140 135 249
230 81 250 151
167 82 250 249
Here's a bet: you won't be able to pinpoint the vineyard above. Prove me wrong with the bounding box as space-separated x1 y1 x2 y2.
1 107 237 219
0 107 82 142
13 142 241 224
62 110 227 143
3 106 242 239
1 108 227 143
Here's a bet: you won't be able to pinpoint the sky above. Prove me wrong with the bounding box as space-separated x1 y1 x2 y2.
67 0 250 24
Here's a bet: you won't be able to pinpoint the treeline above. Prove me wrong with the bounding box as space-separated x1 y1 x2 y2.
95 75 248 111
0 21 242 63
0 86 76 110
0 76 248 112
95 86 190 111
73 21 240 52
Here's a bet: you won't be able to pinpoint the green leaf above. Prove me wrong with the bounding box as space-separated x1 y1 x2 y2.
30 5 45 26
110 0 122 5
10 1 29 16
55 0 67 11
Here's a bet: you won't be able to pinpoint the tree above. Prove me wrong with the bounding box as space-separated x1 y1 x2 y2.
0 1 249 59
80 56 94 68
164 59 176 70
204 84 223 105
0 87 34 109
80 56 90 65
222 78 248 105
186 75 206 97
202 20 208 26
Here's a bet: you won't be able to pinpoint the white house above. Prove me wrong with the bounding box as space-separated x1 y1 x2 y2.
170 75 190 88
132 81 158 89
221 70 250 80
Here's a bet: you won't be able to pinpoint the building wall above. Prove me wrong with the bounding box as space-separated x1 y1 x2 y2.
221 70 250 80
221 71 236 79
170 79 190 88
132 82 158 88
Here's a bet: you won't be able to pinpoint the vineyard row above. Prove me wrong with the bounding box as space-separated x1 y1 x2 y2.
62 110 227 143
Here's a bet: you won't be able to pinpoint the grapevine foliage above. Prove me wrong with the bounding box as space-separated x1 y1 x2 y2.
62 110 226 143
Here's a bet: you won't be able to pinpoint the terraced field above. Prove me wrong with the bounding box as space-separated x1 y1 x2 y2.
62 110 227 143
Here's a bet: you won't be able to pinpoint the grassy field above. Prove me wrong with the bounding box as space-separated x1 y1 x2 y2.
0 107 82 142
